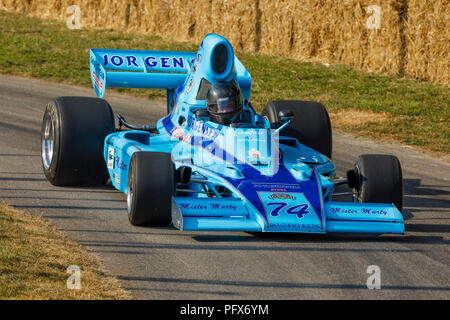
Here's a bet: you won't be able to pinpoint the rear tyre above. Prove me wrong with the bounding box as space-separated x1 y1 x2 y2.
262 100 332 158
354 154 403 211
41 96 115 186
127 152 175 226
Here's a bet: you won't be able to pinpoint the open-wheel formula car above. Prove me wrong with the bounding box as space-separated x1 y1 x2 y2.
41 33 404 234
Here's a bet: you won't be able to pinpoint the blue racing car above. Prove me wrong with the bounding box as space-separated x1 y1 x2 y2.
41 33 404 234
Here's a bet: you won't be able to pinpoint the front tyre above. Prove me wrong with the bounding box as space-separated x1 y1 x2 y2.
41 97 115 186
127 152 175 226
354 154 403 212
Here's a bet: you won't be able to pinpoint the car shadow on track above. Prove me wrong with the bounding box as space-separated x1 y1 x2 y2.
79 236 446 253
402 178 450 234
191 233 450 245
116 275 450 293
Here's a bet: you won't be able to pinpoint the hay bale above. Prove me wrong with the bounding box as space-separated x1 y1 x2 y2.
167 0 257 52
212 0 257 52
258 0 299 55
0 0 131 30
259 0 402 75
406 0 449 85
0 0 447 85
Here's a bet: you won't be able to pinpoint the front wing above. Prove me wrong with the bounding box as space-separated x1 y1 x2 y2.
172 198 404 234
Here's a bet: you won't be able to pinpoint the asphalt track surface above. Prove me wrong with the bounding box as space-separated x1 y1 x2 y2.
0 74 449 299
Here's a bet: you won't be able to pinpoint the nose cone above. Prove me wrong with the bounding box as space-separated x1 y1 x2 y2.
197 34 236 82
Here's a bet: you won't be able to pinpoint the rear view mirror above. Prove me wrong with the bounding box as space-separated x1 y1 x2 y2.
194 108 210 120
278 109 294 122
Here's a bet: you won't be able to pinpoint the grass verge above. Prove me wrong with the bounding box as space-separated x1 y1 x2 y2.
0 11 448 153
0 202 130 299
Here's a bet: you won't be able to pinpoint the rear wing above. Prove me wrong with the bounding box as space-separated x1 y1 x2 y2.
90 49 195 98
90 49 251 98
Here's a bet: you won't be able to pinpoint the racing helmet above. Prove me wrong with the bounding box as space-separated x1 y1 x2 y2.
206 81 243 125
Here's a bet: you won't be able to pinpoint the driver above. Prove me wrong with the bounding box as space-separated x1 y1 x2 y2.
205 81 244 125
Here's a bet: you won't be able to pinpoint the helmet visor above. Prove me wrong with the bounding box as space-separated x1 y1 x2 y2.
206 80 243 125
216 97 236 114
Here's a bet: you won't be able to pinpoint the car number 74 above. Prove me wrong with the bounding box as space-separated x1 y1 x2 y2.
267 202 309 219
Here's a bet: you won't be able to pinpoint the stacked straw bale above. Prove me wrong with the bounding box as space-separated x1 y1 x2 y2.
162 0 257 52
405 0 449 85
259 0 402 74
0 0 448 85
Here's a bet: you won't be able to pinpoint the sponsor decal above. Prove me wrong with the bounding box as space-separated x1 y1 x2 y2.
330 206 388 216
117 162 127 171
361 208 388 215
252 182 301 191
269 223 321 230
330 207 357 214
210 203 237 211
102 54 186 69
115 176 120 185
90 56 105 78
248 148 262 159
110 55 124 66
178 203 206 210
268 193 297 201
191 119 219 140
186 77 193 93
114 154 128 171
92 71 103 91
172 127 192 142
107 147 114 169
178 202 237 211
186 115 194 128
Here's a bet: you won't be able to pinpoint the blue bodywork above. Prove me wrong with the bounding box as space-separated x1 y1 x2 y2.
90 33 404 234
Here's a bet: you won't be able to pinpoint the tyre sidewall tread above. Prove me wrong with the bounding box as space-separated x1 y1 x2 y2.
41 97 115 186
355 154 403 211
128 152 174 226
262 100 332 158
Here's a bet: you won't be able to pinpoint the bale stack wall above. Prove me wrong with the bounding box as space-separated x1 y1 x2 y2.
405 0 449 85
0 0 448 85
258 0 402 75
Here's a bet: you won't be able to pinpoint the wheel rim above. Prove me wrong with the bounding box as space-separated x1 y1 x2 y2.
42 112 54 170
127 167 133 213
354 164 362 202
